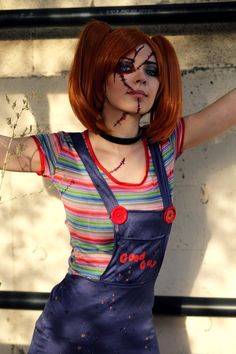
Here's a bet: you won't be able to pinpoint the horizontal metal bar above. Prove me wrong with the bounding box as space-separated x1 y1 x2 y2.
1 291 236 316
0 291 49 310
0 2 236 29
153 296 236 317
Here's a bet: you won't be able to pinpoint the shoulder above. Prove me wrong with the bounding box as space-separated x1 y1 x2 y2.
34 131 80 150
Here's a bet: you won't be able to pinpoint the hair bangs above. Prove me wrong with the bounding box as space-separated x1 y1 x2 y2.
97 28 157 78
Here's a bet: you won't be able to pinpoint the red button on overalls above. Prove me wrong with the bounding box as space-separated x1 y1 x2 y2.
110 206 128 224
163 206 176 224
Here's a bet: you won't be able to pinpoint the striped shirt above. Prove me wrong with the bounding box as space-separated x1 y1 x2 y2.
33 120 185 280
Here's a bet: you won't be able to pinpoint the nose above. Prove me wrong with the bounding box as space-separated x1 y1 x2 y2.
136 78 146 85
134 67 147 85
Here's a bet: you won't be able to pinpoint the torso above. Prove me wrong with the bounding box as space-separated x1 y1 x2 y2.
33 122 184 280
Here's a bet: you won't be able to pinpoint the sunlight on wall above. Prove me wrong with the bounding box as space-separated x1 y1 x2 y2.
0 309 39 346
190 157 236 297
47 93 84 132
186 317 236 354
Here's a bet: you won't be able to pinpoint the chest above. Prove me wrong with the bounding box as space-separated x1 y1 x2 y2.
55 146 175 214
93 142 148 184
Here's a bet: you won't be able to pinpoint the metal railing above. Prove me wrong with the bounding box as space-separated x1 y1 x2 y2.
0 2 235 29
1 291 236 316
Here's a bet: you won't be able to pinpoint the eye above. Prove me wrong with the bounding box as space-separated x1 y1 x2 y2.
116 59 134 74
144 65 159 77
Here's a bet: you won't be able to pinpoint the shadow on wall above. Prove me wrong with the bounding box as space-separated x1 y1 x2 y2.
0 75 73 285
0 344 28 354
157 67 236 297
155 67 236 354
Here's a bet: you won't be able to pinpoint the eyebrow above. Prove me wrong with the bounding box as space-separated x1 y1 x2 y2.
122 57 134 62
145 60 157 65
121 58 157 65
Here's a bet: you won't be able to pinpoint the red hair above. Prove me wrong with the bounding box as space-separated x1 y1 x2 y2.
68 21 182 143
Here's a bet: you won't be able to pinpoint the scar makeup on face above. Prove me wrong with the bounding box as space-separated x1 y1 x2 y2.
113 45 157 113
119 72 135 92
133 44 145 60
113 112 127 127
109 158 126 174
136 51 155 70
137 98 141 114
106 44 159 120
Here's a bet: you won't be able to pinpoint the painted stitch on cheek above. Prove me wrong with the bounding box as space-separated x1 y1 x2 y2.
109 158 126 174
119 74 141 114
119 74 134 92
113 113 127 127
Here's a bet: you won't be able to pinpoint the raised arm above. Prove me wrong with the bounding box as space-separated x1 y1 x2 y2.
183 88 236 150
0 135 41 173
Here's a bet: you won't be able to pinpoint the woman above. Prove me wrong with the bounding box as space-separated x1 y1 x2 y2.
0 20 236 354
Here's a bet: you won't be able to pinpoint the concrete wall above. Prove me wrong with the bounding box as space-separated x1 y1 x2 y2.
0 1 236 353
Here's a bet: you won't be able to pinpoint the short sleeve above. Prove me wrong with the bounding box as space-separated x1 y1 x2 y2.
32 132 65 177
160 118 185 166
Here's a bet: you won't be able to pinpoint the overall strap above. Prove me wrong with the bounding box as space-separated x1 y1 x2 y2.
148 142 172 209
69 132 119 214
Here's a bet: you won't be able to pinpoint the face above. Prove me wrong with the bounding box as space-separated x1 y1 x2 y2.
105 43 159 117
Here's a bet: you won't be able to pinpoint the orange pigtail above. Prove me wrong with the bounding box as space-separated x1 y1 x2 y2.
68 21 111 132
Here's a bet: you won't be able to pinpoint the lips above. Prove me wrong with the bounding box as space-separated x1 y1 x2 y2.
127 90 148 97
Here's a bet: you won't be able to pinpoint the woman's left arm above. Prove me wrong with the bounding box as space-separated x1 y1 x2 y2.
183 88 236 150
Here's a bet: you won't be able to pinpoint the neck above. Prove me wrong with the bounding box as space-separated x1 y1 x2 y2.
102 110 141 139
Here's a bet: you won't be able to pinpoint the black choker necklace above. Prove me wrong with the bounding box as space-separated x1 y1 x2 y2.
100 128 143 145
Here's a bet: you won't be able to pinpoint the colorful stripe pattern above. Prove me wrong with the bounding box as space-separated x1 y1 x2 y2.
33 120 184 280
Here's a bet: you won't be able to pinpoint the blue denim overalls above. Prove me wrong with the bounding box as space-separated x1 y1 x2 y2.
28 132 176 354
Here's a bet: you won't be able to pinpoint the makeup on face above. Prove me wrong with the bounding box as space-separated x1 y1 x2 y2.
116 56 159 78
117 44 158 101
105 43 160 122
